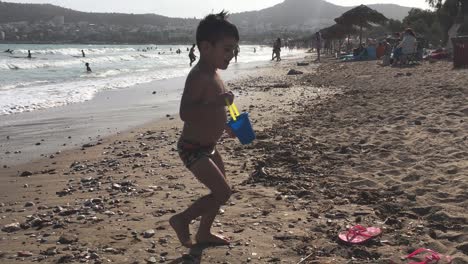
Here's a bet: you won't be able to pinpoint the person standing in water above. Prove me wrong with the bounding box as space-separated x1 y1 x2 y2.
314 31 322 62
85 63 92 73
27 50 32 59
272 38 281 61
234 45 240 62
189 44 197 66
82 50 86 57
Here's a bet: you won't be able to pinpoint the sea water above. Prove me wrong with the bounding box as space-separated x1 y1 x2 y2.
0 44 303 116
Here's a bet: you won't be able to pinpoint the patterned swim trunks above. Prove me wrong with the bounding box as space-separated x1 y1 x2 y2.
177 139 216 169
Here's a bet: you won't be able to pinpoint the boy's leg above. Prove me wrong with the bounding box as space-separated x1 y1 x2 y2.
170 156 231 247
195 150 229 244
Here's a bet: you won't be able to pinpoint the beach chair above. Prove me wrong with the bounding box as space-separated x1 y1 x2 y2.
400 42 421 65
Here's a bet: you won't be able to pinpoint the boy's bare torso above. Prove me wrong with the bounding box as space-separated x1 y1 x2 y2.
180 66 227 146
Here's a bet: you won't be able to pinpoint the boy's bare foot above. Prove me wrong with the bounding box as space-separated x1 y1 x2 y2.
169 214 192 248
195 233 230 246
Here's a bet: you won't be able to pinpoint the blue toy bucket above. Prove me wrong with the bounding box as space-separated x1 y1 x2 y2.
228 112 255 145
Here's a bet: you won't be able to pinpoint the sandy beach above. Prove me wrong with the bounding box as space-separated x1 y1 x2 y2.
0 55 467 264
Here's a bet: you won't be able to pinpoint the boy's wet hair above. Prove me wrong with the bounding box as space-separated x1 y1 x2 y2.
196 11 239 47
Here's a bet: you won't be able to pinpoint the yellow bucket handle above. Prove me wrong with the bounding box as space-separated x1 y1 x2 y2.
225 98 240 121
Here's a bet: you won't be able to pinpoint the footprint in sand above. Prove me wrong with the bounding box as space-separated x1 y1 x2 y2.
401 172 421 182
445 165 459 175
456 242 468 255
434 231 468 243
410 206 441 216
348 179 379 188
382 169 402 176
427 211 466 225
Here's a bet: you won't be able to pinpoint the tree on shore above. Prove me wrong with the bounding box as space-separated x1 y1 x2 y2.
386 19 404 33
427 0 468 38
427 0 467 15
403 8 443 46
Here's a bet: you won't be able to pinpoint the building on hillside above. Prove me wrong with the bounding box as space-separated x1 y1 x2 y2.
50 16 65 27
9 21 29 27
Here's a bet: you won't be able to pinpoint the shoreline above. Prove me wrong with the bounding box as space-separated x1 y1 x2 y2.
0 56 467 263
0 56 303 167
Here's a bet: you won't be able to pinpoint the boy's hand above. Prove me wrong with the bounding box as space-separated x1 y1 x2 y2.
225 125 236 138
219 91 234 106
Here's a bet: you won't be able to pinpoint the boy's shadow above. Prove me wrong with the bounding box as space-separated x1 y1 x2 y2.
168 243 224 264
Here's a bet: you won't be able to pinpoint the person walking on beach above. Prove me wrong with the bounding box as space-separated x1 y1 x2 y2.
82 50 86 57
314 31 322 62
85 62 92 73
169 11 239 248
234 44 240 62
272 38 281 61
189 44 197 66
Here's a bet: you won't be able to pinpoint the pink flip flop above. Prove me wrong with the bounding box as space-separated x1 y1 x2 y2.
338 225 382 244
405 248 453 264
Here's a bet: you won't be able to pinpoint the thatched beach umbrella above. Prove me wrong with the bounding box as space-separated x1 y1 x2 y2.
321 23 357 40
334 5 388 44
321 23 358 54
321 23 358 53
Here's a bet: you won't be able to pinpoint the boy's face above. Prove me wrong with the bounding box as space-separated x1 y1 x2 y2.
203 36 238 70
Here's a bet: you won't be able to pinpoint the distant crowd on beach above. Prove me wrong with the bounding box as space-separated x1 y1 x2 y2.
328 28 421 66
309 26 454 67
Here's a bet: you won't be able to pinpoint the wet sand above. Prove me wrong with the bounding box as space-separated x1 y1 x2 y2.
0 56 467 264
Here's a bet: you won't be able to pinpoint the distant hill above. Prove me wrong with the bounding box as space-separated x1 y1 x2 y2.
229 0 412 31
0 0 414 43
230 0 347 31
365 3 413 20
0 0 414 26
0 1 195 26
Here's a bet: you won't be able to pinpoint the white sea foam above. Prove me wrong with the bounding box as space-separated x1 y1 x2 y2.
13 47 140 56
0 80 51 91
0 66 190 115
0 44 304 116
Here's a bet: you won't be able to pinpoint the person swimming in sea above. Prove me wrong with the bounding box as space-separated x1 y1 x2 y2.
85 63 92 73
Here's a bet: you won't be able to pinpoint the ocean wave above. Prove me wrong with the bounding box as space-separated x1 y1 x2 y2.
1 53 164 70
0 67 190 116
0 44 306 116
13 47 140 56
0 80 51 91
81 68 142 78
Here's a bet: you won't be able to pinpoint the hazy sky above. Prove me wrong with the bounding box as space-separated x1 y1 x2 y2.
5 0 432 18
